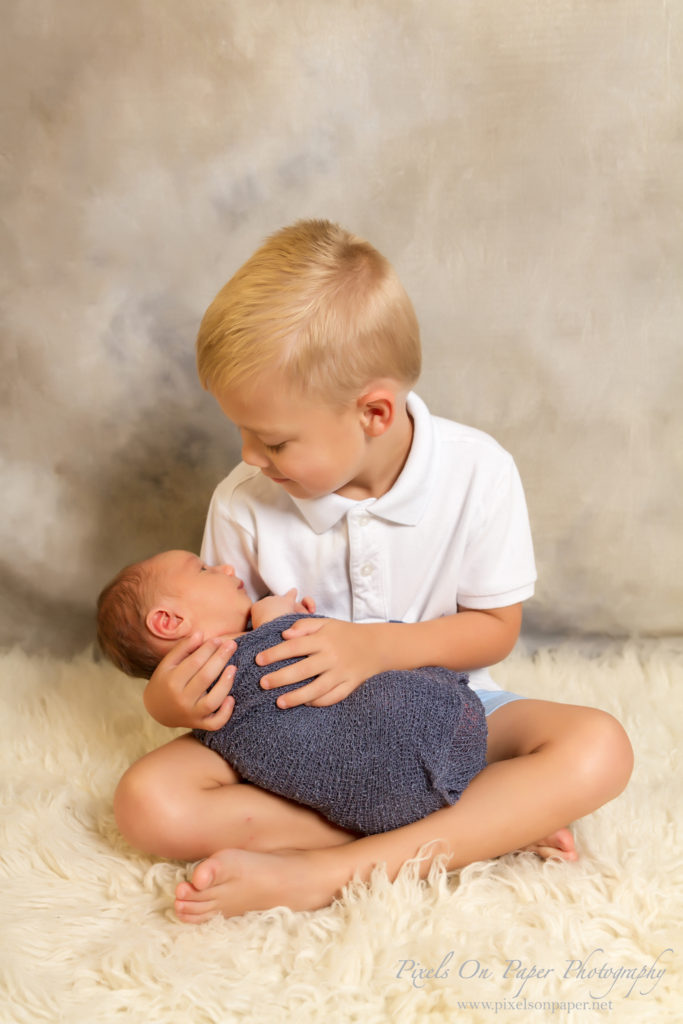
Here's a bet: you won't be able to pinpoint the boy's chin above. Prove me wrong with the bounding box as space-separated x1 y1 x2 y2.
271 479 313 498
273 478 345 500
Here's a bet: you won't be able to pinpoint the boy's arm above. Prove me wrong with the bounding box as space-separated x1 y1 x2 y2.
256 603 523 709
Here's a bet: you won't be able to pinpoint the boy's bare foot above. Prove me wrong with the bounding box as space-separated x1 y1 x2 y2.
174 827 578 923
521 827 578 862
174 848 338 923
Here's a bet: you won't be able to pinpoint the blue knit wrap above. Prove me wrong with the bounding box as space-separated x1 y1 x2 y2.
194 614 488 835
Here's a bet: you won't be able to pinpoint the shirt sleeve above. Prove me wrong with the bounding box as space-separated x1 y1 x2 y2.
456 455 537 609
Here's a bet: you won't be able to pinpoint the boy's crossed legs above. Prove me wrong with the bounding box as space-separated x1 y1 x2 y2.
114 733 353 862
114 697 633 922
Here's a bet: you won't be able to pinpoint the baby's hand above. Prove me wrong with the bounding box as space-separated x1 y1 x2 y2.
251 590 315 629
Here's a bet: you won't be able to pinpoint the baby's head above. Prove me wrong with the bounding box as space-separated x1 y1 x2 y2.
196 218 422 406
96 550 252 678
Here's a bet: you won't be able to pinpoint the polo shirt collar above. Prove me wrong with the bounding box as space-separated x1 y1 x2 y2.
291 392 436 534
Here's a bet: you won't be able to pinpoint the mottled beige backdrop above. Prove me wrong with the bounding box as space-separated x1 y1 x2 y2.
2 0 682 654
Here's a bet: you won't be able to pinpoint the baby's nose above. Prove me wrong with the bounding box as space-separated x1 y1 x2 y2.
215 563 235 576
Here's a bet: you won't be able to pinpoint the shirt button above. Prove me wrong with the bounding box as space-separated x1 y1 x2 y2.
360 563 374 577
357 515 370 527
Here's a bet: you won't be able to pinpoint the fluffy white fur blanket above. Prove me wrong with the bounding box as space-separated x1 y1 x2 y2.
1 641 681 1023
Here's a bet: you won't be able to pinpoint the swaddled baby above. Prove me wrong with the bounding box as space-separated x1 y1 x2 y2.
97 549 488 834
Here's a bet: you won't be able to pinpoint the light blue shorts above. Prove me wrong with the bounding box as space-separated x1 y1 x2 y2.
472 688 526 717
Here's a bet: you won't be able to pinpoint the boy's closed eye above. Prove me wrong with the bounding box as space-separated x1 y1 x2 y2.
264 441 287 453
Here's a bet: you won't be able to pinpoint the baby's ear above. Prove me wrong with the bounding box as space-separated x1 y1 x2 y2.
146 606 186 640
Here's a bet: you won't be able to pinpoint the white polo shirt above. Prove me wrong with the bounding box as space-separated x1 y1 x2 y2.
201 393 536 690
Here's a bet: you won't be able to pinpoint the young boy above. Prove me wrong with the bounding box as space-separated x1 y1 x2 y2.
115 219 633 923
97 549 488 834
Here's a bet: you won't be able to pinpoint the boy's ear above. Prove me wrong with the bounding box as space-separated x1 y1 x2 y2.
146 606 187 641
357 387 396 437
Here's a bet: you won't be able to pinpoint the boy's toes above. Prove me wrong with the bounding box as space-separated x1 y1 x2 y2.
522 826 578 861
174 897 219 924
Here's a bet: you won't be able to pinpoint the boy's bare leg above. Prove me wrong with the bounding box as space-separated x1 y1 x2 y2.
174 700 633 922
114 734 353 862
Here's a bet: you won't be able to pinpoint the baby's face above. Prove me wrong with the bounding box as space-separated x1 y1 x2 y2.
149 550 253 639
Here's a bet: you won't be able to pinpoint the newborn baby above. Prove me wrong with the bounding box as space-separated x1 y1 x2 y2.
97 550 488 834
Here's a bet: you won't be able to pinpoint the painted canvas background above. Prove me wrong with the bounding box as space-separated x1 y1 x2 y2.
2 0 681 656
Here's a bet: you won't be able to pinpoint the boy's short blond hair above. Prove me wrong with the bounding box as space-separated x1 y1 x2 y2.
96 560 160 679
196 219 421 402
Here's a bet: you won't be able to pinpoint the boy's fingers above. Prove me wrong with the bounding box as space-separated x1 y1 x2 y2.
157 631 205 670
259 653 326 689
183 642 237 700
275 680 320 708
196 664 236 709
307 683 354 708
274 674 350 709
253 619 326 668
282 618 326 638
155 634 234 689
255 629 324 670
188 665 236 715
197 694 235 732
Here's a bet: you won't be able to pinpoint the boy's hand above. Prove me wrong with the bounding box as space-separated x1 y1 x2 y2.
255 619 384 709
143 633 237 730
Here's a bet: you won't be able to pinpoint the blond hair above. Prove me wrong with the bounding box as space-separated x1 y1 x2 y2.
196 219 421 402
96 560 160 679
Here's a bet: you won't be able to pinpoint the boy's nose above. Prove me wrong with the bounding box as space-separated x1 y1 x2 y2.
240 430 270 468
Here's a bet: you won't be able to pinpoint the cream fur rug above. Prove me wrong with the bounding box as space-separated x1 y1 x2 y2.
1 641 681 1024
